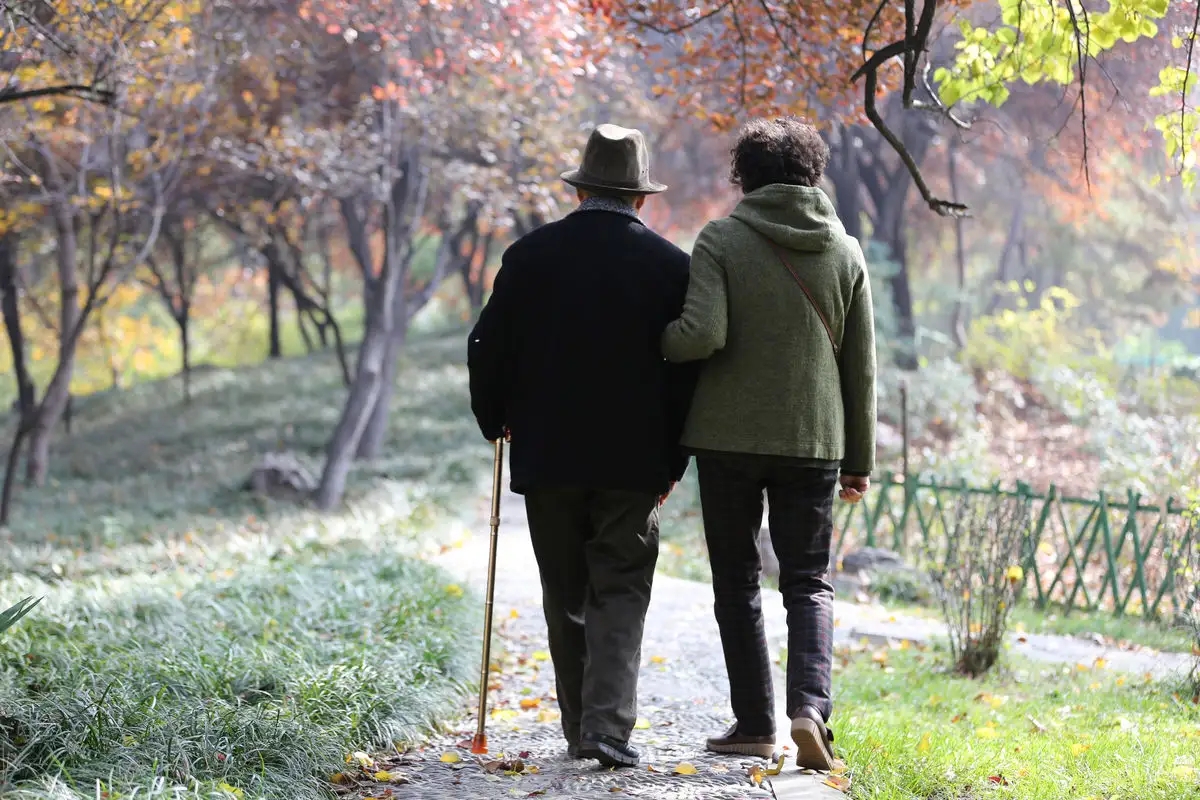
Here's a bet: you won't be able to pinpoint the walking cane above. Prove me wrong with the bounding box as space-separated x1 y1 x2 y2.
471 438 505 755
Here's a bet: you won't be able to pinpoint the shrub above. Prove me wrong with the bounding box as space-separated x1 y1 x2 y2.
1174 499 1200 697
928 492 1033 677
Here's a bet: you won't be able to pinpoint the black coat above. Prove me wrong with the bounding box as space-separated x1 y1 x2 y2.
468 207 696 495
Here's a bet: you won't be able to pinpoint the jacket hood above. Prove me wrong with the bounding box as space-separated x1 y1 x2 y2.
729 184 844 252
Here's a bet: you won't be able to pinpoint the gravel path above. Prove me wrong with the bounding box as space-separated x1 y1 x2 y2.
370 487 1192 800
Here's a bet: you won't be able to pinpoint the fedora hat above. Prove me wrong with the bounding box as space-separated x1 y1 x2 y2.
561 124 667 195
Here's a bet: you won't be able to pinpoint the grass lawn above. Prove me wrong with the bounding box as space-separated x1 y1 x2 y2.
1 329 487 800
835 644 1200 799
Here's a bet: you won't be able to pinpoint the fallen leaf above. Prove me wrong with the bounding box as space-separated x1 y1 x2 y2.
950 714 966 724
439 752 461 764
445 584 464 598
824 774 851 793
673 762 698 775
975 727 999 740
1071 743 1091 757
1173 765 1197 780
510 609 520 618
1027 715 1047 733
709 764 729 774
520 698 541 710
1093 657 1107 670
330 773 351 785
634 718 651 730
531 651 550 662
765 753 786 775
1116 676 1127 686
747 766 765 785
372 770 407 784
650 655 667 665
917 732 932 753
536 709 561 723
988 774 1010 786
609 788 624 793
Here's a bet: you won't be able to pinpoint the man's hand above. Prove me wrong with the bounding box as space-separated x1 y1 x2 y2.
658 481 677 507
839 474 870 504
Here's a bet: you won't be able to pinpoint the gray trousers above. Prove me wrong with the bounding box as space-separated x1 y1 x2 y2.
525 488 660 743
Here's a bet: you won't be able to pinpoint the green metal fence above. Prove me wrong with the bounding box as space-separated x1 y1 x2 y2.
834 472 1198 619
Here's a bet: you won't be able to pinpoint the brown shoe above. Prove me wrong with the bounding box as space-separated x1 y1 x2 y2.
705 723 776 758
790 706 837 771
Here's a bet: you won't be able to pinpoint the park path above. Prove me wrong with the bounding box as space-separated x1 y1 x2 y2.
372 487 1193 800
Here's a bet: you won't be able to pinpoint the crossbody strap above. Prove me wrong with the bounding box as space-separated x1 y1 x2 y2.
766 241 840 358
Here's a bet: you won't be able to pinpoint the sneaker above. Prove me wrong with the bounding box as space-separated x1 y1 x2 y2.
790 706 837 771
577 732 640 768
705 723 776 758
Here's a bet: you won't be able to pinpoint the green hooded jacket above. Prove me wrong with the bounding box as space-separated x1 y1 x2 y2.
661 184 877 474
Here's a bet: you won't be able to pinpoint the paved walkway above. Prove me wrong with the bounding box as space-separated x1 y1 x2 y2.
366 489 1193 800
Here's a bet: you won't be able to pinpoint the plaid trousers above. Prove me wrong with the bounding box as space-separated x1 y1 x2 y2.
695 453 838 735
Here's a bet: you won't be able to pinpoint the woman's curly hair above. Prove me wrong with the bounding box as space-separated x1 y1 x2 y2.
730 117 830 194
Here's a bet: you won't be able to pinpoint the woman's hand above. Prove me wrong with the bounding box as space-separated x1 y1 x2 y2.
838 474 870 504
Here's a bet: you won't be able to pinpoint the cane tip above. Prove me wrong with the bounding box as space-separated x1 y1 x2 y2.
470 734 488 754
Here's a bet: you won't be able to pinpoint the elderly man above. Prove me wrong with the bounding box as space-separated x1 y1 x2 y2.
467 124 695 768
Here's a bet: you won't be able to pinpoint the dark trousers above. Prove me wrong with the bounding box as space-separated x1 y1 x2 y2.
525 488 660 743
695 453 838 734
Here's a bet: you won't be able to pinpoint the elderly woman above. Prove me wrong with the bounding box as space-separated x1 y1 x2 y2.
662 117 876 770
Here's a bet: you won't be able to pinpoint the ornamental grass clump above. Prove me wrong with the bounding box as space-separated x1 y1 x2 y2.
1173 505 1200 697
929 492 1033 677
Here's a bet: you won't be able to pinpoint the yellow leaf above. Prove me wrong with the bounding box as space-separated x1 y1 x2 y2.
824 774 852 792
373 771 392 781
510 609 520 618
1093 658 1107 670
650 655 667 664
1006 565 1024 583
491 709 518 721
520 698 541 710
1173 765 1197 780
1088 682 1102 691
1071 743 1091 757
634 718 651 730
673 762 698 775
765 753 786 775
917 732 932 753
747 765 765 785
532 650 550 662
439 752 461 763
1116 676 1127 686
330 773 349 784
976 727 1000 740
536 709 561 723
350 751 373 768
445 584 464 598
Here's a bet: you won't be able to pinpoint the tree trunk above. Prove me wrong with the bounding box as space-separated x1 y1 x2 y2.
0 236 33 526
0 237 34 417
180 309 192 404
267 259 282 358
354 291 408 460
25 203 81 487
314 255 401 508
987 194 1025 314
827 126 865 242
947 139 968 350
